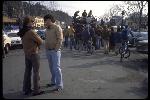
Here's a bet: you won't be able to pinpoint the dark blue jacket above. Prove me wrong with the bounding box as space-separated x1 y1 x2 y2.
121 28 129 40
81 29 90 41
110 32 116 44
114 32 122 43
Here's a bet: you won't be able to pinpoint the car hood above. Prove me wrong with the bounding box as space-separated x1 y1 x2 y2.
138 40 148 43
10 37 21 41
138 37 148 40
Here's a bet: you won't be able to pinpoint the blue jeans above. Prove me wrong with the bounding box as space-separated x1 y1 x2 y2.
46 50 63 89
64 36 69 48
70 37 75 50
23 54 40 93
96 36 101 49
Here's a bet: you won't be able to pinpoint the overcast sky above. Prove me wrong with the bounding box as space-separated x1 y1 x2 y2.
35 1 148 18
55 1 123 17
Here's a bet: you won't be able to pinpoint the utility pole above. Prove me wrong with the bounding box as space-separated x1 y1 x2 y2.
121 10 125 30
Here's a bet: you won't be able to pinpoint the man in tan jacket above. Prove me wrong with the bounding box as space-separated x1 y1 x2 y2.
17 16 44 96
44 14 64 92
68 25 75 50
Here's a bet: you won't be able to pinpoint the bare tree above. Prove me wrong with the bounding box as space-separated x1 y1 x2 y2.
40 1 58 11
109 4 125 17
124 1 148 31
102 3 125 21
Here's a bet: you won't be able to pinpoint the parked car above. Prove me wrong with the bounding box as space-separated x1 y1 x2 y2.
7 32 23 48
3 31 11 54
128 31 140 47
136 32 148 54
37 30 45 40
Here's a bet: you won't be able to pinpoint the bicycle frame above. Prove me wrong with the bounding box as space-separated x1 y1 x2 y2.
119 40 130 62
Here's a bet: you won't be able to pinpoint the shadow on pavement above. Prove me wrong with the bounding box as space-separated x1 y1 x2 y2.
3 88 64 99
67 59 121 69
121 58 148 72
3 91 31 99
125 78 148 99
61 49 116 59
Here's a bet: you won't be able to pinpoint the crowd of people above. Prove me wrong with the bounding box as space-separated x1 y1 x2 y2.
63 10 131 55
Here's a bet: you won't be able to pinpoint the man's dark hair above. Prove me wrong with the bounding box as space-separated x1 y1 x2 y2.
44 14 55 23
17 16 34 37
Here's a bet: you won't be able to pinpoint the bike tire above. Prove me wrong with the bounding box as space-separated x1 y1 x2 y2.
90 46 95 54
120 53 124 62
124 49 130 58
119 47 123 54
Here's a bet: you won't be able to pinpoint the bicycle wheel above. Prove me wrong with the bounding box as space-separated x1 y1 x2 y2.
119 47 124 54
119 47 124 62
124 49 130 58
87 46 90 53
91 46 95 54
120 54 123 62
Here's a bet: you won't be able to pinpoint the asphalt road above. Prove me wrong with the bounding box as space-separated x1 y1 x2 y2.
2 45 148 99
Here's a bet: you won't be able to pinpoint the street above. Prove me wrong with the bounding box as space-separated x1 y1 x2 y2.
3 45 148 99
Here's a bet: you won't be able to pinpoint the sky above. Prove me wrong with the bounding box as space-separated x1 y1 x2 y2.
34 1 148 19
55 1 123 17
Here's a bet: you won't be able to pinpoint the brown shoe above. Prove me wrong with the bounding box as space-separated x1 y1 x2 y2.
23 89 33 95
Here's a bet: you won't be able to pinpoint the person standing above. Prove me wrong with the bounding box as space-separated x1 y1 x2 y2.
88 10 93 17
44 14 63 92
17 16 44 96
95 25 102 50
63 26 69 48
68 25 75 50
73 11 80 23
109 27 116 52
101 25 111 54
121 25 129 43
82 10 87 18
82 10 87 23
114 26 122 55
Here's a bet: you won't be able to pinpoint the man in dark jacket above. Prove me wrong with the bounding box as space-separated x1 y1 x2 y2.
101 25 111 54
121 25 129 42
17 16 44 96
114 26 122 55
82 10 87 18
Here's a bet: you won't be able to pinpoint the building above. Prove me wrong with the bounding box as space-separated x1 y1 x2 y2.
33 17 66 29
125 16 148 31
3 16 19 31
34 16 44 28
109 16 123 26
3 16 18 25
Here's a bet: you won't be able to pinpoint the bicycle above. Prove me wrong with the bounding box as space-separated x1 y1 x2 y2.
119 40 130 62
86 38 95 54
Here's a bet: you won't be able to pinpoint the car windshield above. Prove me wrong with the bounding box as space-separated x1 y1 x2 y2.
8 33 18 37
